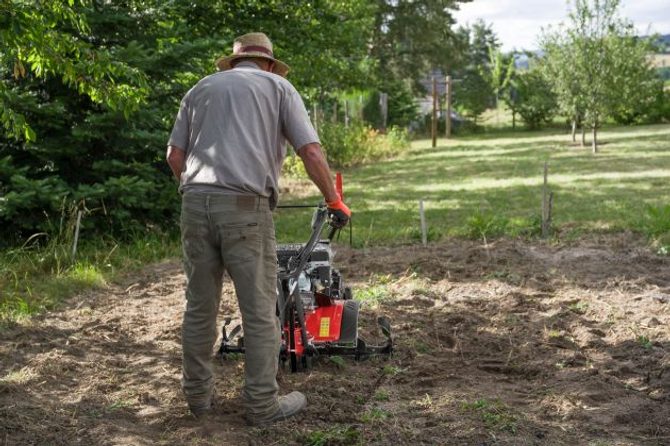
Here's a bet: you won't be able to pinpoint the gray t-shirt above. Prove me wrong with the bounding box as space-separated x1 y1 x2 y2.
167 62 319 207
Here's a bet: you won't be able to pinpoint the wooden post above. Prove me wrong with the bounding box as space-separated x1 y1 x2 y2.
419 200 427 247
379 92 388 132
541 162 553 239
445 75 452 139
344 99 349 128
72 210 82 259
431 77 437 148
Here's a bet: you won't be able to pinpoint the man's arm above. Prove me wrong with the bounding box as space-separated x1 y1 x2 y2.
166 145 186 181
297 142 351 228
296 142 339 202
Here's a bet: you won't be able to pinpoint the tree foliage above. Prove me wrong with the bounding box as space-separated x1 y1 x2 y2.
370 0 471 91
450 19 500 124
0 0 379 244
541 0 662 152
453 68 492 125
512 69 558 129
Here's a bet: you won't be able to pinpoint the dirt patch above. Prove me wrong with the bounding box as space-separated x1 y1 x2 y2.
1 235 669 445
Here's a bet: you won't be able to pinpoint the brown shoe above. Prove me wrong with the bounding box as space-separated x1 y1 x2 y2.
189 401 213 418
247 391 307 426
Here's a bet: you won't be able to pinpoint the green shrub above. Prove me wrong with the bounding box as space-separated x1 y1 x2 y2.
281 151 308 179
465 212 510 239
513 69 558 129
320 122 410 168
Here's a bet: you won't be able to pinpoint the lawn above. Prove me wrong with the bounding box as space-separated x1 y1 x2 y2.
275 124 670 246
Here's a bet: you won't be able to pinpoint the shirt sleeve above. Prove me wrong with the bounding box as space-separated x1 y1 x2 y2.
281 87 320 150
167 95 190 151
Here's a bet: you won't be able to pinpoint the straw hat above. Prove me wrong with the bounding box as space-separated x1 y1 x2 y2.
216 32 290 77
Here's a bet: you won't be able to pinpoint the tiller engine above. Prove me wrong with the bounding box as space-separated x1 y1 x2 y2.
218 204 392 372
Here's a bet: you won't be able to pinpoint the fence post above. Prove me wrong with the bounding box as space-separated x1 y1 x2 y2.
379 92 388 132
419 200 427 247
445 75 452 139
72 210 83 259
344 99 349 128
541 161 553 238
431 77 437 148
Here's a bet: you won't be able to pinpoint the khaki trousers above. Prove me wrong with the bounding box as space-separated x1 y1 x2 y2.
180 192 280 419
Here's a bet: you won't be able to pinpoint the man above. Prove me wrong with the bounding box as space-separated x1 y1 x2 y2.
165 32 350 426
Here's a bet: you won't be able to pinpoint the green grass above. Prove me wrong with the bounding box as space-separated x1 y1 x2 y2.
275 124 670 247
461 398 518 433
0 231 180 324
301 426 362 446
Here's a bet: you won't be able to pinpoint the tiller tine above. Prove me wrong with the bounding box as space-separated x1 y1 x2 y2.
228 324 242 341
377 316 392 340
218 320 245 359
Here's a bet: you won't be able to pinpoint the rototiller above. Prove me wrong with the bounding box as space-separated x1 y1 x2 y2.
218 179 392 372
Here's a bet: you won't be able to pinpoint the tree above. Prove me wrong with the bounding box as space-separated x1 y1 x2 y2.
481 46 515 117
453 68 492 125
370 0 470 91
513 69 558 129
607 35 663 125
451 19 501 125
542 0 660 153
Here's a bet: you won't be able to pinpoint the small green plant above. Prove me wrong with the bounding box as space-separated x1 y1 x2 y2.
354 284 389 304
547 329 562 339
382 365 402 376
328 355 346 369
413 340 432 354
461 398 518 433
374 390 390 402
106 399 133 412
567 300 589 314
360 407 389 423
637 335 653 350
302 427 361 446
465 212 510 240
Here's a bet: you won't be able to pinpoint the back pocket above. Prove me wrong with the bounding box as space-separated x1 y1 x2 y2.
220 223 261 263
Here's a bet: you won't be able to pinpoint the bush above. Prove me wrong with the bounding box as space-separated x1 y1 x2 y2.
513 70 557 129
319 122 410 168
642 88 670 124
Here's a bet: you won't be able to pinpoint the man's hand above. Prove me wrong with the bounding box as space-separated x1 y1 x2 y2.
326 198 351 229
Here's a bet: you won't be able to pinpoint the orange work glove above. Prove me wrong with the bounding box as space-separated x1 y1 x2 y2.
326 198 351 229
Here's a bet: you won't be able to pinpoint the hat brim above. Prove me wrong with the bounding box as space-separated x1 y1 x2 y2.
216 53 290 77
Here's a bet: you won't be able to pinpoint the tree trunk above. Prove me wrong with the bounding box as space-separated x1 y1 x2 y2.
571 120 577 142
512 110 516 130
592 125 598 154
581 126 586 147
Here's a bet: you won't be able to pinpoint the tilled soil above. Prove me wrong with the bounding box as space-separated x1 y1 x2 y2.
1 234 669 446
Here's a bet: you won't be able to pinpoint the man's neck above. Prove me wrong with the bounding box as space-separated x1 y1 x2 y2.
234 61 262 70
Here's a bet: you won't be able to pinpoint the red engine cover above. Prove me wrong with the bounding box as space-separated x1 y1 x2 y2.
284 301 345 356
305 302 345 343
